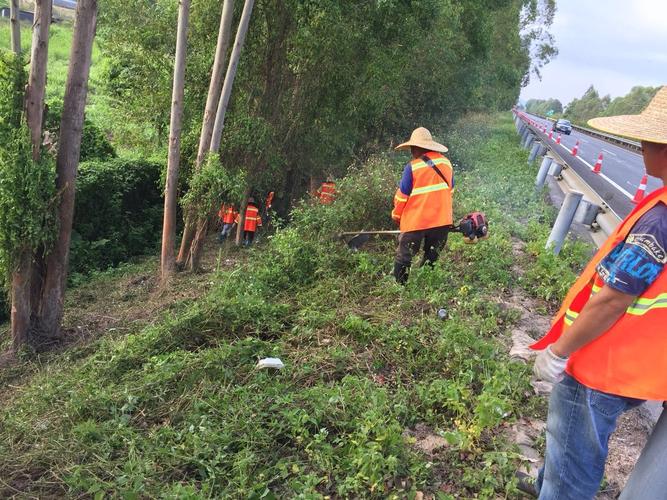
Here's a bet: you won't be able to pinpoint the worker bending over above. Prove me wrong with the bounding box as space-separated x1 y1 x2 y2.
239 197 262 247
520 86 667 500
218 203 238 242
391 127 454 284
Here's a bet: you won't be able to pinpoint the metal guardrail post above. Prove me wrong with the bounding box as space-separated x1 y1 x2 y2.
548 161 563 177
528 141 542 163
575 200 601 226
546 191 584 255
520 126 530 143
536 156 553 189
524 134 535 150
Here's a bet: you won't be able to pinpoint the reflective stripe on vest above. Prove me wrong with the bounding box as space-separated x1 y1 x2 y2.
397 152 453 232
531 186 667 400
320 182 336 204
244 206 261 231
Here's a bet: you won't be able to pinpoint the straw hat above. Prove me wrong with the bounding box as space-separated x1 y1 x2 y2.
588 86 667 144
395 127 448 153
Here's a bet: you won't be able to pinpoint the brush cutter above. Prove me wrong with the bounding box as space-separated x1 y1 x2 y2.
339 212 489 250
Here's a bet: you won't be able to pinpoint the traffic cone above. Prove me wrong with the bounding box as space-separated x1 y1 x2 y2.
556 134 561 144
593 153 603 174
548 131 553 140
571 140 579 156
632 174 648 203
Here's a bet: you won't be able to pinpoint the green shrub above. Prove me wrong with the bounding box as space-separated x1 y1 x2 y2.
69 158 163 277
44 99 117 162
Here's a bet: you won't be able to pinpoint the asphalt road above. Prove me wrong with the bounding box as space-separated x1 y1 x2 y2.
525 114 662 218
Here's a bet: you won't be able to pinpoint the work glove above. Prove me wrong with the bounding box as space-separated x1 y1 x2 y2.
533 345 568 383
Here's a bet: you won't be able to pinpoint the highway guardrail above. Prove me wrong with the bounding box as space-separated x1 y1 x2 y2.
524 112 641 153
513 110 622 250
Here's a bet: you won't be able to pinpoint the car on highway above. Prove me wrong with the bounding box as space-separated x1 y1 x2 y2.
552 118 572 135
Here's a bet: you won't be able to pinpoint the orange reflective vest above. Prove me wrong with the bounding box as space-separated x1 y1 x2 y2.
242 204 262 232
218 204 238 225
392 152 454 232
319 182 336 204
531 186 667 400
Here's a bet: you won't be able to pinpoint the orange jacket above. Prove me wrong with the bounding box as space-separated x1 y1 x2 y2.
318 182 336 204
240 204 262 232
218 204 238 225
265 191 274 210
392 152 454 232
531 186 667 400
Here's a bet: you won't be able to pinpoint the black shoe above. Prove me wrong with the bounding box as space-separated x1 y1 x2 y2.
515 471 538 498
393 262 409 285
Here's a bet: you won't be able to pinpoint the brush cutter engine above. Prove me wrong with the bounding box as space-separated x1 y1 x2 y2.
456 212 489 244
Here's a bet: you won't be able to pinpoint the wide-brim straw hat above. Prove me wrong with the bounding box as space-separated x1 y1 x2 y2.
588 85 667 144
395 127 448 153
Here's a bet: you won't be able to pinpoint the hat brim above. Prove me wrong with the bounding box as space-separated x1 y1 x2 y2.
588 115 667 145
395 140 448 153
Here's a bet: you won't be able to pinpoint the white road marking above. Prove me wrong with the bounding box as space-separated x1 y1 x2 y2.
560 145 634 199
602 148 617 157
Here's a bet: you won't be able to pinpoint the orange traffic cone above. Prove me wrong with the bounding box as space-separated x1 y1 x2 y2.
593 153 603 174
556 134 561 145
548 131 553 140
632 174 648 203
571 140 579 156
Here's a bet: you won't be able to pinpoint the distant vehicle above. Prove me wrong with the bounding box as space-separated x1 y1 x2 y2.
552 119 572 135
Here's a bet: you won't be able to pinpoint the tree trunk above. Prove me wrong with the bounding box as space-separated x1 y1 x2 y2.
210 0 255 152
235 187 251 246
10 252 32 351
176 0 234 269
160 0 190 284
186 214 212 271
9 0 20 55
188 0 255 263
9 0 52 352
25 0 51 161
35 0 97 339
196 0 234 167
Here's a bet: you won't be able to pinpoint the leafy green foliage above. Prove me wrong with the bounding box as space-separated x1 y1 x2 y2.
69 158 164 278
96 0 556 205
180 153 247 219
0 52 56 318
525 98 563 115
563 85 660 126
44 99 117 162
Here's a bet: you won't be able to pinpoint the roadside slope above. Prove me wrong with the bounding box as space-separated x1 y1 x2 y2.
0 113 594 498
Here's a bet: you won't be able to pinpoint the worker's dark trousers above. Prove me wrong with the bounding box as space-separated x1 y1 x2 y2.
243 230 256 247
393 226 449 284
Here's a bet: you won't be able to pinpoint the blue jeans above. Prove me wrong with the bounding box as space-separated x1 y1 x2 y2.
219 223 234 240
537 374 644 500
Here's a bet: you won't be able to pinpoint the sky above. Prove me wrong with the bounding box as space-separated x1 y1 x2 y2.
520 0 667 106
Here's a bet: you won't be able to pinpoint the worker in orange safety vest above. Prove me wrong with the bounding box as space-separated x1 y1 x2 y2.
318 179 336 204
217 203 238 242
263 191 275 226
238 197 262 247
391 127 454 284
516 86 667 500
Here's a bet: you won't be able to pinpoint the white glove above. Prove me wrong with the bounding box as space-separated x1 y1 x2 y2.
533 345 568 383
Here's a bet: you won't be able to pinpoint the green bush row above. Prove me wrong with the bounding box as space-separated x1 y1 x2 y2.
1 157 164 320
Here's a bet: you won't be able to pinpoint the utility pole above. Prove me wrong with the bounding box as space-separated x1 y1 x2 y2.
10 0 21 55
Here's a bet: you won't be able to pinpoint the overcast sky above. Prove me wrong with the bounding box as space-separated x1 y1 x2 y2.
520 0 667 106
